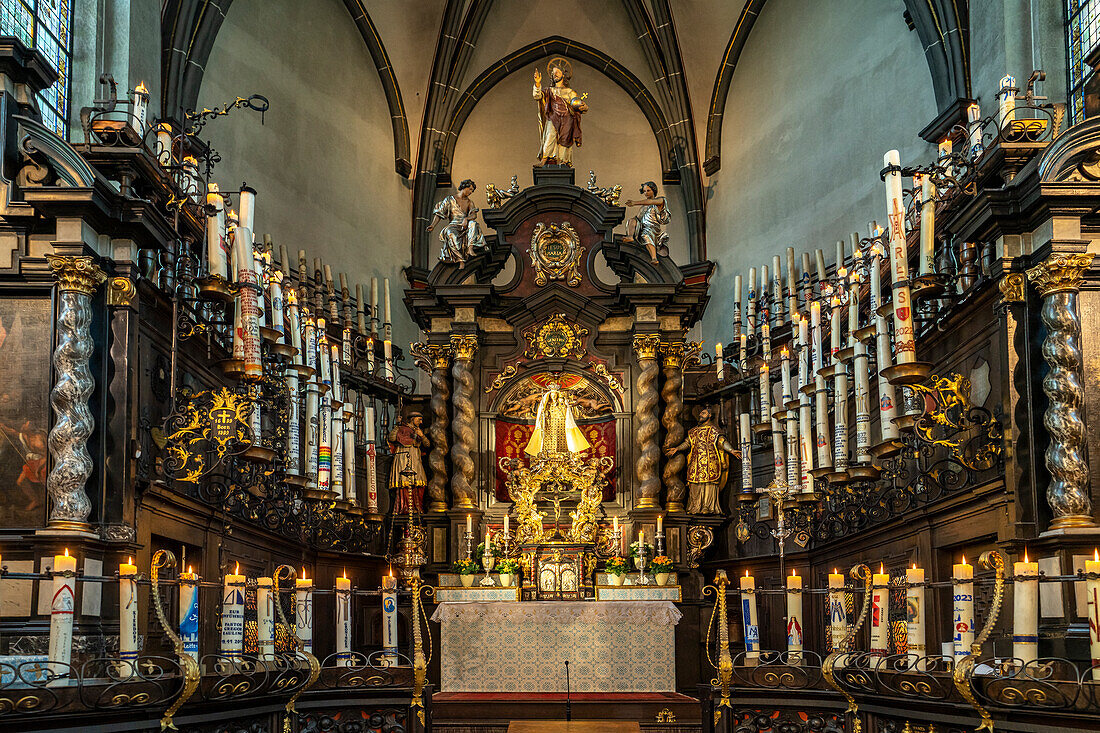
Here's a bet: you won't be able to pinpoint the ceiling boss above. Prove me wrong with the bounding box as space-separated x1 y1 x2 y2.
533 58 588 167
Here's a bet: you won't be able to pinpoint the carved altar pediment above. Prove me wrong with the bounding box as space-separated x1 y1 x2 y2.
499 451 612 545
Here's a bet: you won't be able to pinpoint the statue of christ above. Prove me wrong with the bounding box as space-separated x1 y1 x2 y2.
533 58 587 166
524 383 591 457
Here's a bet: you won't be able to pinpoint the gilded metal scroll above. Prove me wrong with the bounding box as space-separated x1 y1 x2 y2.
953 550 1005 732
822 564 872 733
149 550 200 730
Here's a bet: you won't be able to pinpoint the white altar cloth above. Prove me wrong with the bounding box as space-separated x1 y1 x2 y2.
431 600 681 692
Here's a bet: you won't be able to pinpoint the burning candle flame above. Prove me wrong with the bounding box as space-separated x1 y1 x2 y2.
1023 549 1029 564
342 567 347 580
745 570 750 577
187 565 193 574
301 566 307 581
64 548 69 557
127 557 133 565
1095 548 1099 563
234 562 240 574
879 563 884 574
961 555 967 565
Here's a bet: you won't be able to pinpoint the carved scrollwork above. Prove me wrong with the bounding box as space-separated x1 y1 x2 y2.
530 221 584 287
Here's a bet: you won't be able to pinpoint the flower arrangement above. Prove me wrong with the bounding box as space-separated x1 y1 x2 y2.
650 555 674 573
604 556 629 576
628 541 654 559
452 558 480 575
497 558 521 575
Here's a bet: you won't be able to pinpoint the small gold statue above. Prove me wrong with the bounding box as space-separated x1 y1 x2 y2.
665 407 740 514
533 58 588 167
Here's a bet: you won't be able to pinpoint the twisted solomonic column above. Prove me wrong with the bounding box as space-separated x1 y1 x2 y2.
633 334 662 509
660 340 699 513
449 334 479 509
46 254 106 532
411 342 453 513
1027 252 1096 530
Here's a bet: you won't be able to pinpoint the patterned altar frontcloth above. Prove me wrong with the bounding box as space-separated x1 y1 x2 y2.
431 600 681 692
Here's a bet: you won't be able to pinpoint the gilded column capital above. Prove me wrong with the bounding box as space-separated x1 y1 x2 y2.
997 272 1026 304
449 334 479 361
411 342 452 373
660 340 701 370
46 254 106 295
1027 253 1094 296
632 333 661 361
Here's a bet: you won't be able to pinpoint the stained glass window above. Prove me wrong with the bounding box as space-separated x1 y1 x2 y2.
1068 0 1100 123
0 0 72 137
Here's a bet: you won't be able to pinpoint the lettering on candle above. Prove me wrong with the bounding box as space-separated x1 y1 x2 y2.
742 598 759 651
180 570 199 660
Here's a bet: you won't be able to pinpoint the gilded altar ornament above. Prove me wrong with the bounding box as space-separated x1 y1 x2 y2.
586 170 621 205
953 551 1005 733
107 276 137 306
149 550 200 730
272 565 320 733
410 578 434 725
524 312 588 359
823 564 872 733
427 179 487 266
485 174 520 208
687 525 715 568
623 181 671 264
530 221 584 287
484 364 518 393
591 362 623 393
665 408 741 515
499 452 613 545
533 58 588 166
163 387 253 483
910 373 1002 471
997 272 1026 304
47 254 107 295
702 570 733 724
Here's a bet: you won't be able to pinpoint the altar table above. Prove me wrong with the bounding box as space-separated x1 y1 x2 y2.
431 601 680 693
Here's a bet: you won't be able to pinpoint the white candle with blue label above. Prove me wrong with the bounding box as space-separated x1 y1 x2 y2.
829 570 848 667
119 558 139 667
998 74 1016 127
257 576 275 661
952 557 975 664
221 564 246 661
967 102 983 153
740 571 759 666
382 571 399 667
771 255 783 322
733 275 742 341
296 569 313 653
747 266 757 334
48 550 77 677
179 566 199 660
336 574 353 666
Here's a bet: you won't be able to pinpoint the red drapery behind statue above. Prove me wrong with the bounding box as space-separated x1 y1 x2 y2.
494 417 617 501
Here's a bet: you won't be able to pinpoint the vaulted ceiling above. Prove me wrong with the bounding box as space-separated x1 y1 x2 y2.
161 0 970 265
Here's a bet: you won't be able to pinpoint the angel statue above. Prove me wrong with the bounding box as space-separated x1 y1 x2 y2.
427 178 486 266
533 58 588 167
622 181 670 264
664 407 740 514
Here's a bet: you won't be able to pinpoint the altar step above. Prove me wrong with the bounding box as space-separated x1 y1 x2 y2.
433 691 701 733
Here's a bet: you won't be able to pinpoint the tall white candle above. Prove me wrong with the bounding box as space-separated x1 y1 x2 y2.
205 184 228 280
733 275 742 341
741 572 760 666
871 245 899 442
780 347 792 402
759 362 771 427
870 566 890 659
739 412 753 495
1086 550 1100 680
739 332 748 372
286 290 303 364
747 266 757 333
786 404 800 492
232 222 262 380
716 342 725 379
295 570 314 653
814 372 831 470
179 567 199 661
967 101 983 153
119 558 139 667
918 173 936 276
304 382 321 487
318 392 332 493
370 277 379 331
800 252 813 311
286 368 301 475
786 247 797 322
834 360 849 470
883 150 916 366
155 122 173 166
796 315 809 391
269 269 285 337
343 409 357 505
906 565 926 669
953 557 975 664
336 575 353 666
364 404 379 513
787 571 803 665
48 550 77 677
383 277 392 324
810 301 822 374
771 255 783 322
257 576 275 661
221 564 246 660
331 398 344 500
853 334 873 464
829 569 848 667
847 234 860 346
1013 551 1038 666
132 82 149 133
815 249 827 289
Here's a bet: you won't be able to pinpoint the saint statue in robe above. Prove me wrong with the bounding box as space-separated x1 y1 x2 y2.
622 181 670 265
665 407 740 514
524 383 591 457
387 412 429 513
427 179 486 265
533 58 588 167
